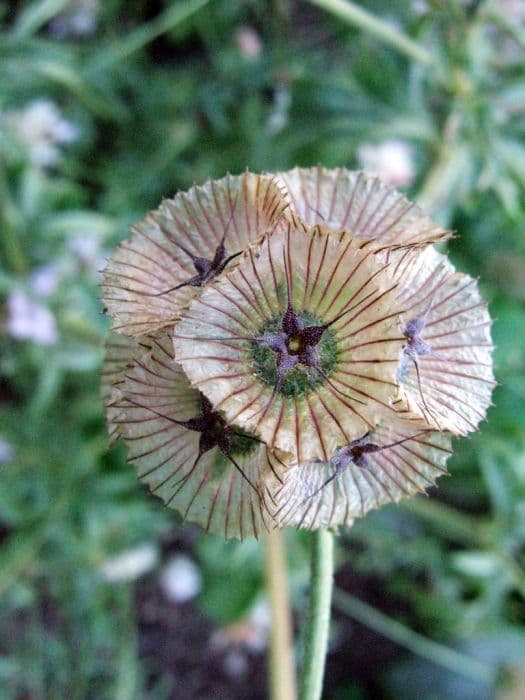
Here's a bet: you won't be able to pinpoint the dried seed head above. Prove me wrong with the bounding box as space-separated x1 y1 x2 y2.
101 168 495 538
389 246 495 434
101 332 154 446
102 172 289 336
264 417 453 530
173 221 406 462
109 332 280 540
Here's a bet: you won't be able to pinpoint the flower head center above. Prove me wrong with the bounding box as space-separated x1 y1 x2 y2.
251 309 337 398
287 335 303 354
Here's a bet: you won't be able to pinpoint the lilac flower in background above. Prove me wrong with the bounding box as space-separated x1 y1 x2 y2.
159 555 202 604
357 139 415 187
499 0 525 22
100 542 158 583
30 264 60 298
7 290 58 346
49 0 100 39
0 437 14 464
411 0 429 15
5 100 78 169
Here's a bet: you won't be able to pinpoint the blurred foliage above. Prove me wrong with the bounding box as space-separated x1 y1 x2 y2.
0 0 525 698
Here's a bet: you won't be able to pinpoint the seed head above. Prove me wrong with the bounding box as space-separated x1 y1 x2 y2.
101 168 494 537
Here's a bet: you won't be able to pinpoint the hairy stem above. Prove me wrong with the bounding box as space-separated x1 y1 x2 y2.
265 530 297 700
300 529 334 700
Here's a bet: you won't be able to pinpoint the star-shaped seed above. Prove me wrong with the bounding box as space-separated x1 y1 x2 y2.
127 392 261 496
400 297 440 425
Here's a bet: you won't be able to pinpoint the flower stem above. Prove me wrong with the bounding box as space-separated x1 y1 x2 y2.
308 0 434 68
300 529 334 700
333 589 492 684
265 530 297 700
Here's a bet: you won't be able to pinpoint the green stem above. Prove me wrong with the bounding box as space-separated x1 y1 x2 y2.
265 530 297 700
400 496 490 547
13 0 70 38
300 529 334 700
307 0 435 68
91 0 212 70
333 589 493 684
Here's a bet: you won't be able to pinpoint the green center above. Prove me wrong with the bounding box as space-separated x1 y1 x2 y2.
212 427 260 477
229 429 260 457
250 311 338 398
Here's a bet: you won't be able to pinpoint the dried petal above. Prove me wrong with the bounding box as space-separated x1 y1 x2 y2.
265 417 452 530
391 246 495 434
102 172 289 336
101 332 154 446
276 166 450 249
111 333 278 540
173 221 406 462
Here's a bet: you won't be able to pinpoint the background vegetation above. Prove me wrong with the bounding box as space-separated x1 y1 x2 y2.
1 0 525 698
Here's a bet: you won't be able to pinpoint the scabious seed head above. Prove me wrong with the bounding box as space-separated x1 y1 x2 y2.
173 220 406 462
387 246 496 434
263 417 453 530
101 168 494 538
102 172 288 336
108 333 279 540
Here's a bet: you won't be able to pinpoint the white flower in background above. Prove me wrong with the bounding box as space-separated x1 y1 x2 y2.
357 139 415 187
244 599 271 652
49 0 100 38
498 0 525 23
411 0 429 15
210 598 271 678
0 437 14 464
7 290 58 346
69 232 106 279
30 264 60 298
235 26 262 59
266 85 291 135
6 100 78 169
159 554 202 604
100 542 158 583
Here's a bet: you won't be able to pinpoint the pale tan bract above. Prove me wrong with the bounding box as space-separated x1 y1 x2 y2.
276 166 451 250
388 246 496 434
102 172 289 336
101 332 154 446
264 417 452 530
108 333 278 540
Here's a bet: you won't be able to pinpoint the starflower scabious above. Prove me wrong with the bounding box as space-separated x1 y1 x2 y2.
101 168 495 539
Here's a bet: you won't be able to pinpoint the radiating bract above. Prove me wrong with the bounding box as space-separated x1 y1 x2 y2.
108 333 280 539
101 332 154 446
102 172 288 335
389 246 495 434
173 221 406 462
264 417 452 530
276 166 451 249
